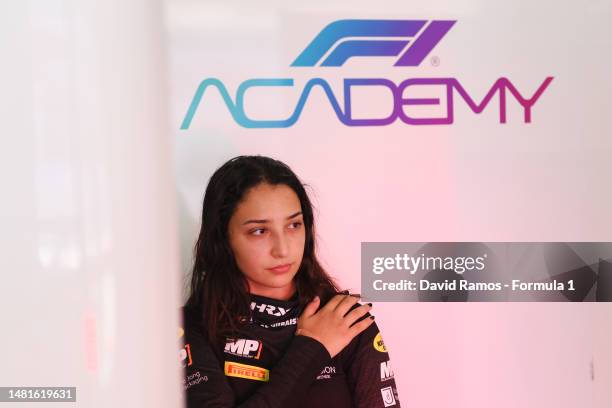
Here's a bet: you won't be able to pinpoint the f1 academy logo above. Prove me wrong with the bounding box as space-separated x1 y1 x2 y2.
181 19 553 129
291 19 455 67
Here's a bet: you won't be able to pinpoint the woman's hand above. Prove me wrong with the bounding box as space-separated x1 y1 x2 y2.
295 294 374 358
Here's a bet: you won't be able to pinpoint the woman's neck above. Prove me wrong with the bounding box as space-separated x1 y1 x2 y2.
248 282 297 301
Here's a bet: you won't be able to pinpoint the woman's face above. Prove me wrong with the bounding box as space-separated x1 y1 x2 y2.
228 182 305 300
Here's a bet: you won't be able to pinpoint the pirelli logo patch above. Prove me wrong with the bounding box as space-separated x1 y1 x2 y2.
224 361 270 382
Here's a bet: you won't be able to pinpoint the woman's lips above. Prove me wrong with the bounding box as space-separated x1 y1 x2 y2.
267 263 292 274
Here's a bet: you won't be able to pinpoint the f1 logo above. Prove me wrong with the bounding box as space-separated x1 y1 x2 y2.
291 19 456 67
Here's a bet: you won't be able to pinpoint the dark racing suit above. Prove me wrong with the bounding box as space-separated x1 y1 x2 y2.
179 291 401 407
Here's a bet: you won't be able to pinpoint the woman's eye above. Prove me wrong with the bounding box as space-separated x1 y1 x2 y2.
250 228 265 236
289 221 303 229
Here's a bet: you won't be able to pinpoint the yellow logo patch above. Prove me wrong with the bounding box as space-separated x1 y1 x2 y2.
373 332 387 353
224 361 270 382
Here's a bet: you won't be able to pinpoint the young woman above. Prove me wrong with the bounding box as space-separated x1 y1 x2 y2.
180 155 401 407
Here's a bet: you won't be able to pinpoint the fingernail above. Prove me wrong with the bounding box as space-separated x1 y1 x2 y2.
370 316 375 320
367 303 372 307
341 290 349 295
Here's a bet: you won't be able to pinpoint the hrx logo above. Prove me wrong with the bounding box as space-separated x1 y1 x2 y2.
181 19 553 129
250 301 290 317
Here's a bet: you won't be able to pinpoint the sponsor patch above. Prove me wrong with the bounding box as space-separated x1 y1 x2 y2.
250 302 290 317
224 361 270 382
380 360 394 381
178 327 184 339
257 317 298 329
373 332 387 353
179 343 193 367
380 386 397 407
316 365 337 380
183 370 208 390
224 338 263 359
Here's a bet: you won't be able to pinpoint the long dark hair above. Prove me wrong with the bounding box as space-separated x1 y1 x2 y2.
185 155 339 345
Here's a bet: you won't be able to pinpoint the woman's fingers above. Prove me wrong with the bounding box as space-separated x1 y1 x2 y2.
349 313 375 336
344 303 372 325
322 294 347 311
301 296 320 318
296 294 376 358
334 294 359 317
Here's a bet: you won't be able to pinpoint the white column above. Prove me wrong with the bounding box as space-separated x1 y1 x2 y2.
0 0 183 406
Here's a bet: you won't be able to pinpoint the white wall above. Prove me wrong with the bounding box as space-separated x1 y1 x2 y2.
166 0 612 407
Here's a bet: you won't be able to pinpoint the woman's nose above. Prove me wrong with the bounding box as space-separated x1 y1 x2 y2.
271 232 289 258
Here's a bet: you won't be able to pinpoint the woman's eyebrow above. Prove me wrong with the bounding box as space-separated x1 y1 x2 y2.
242 219 267 225
242 211 302 225
286 211 302 220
